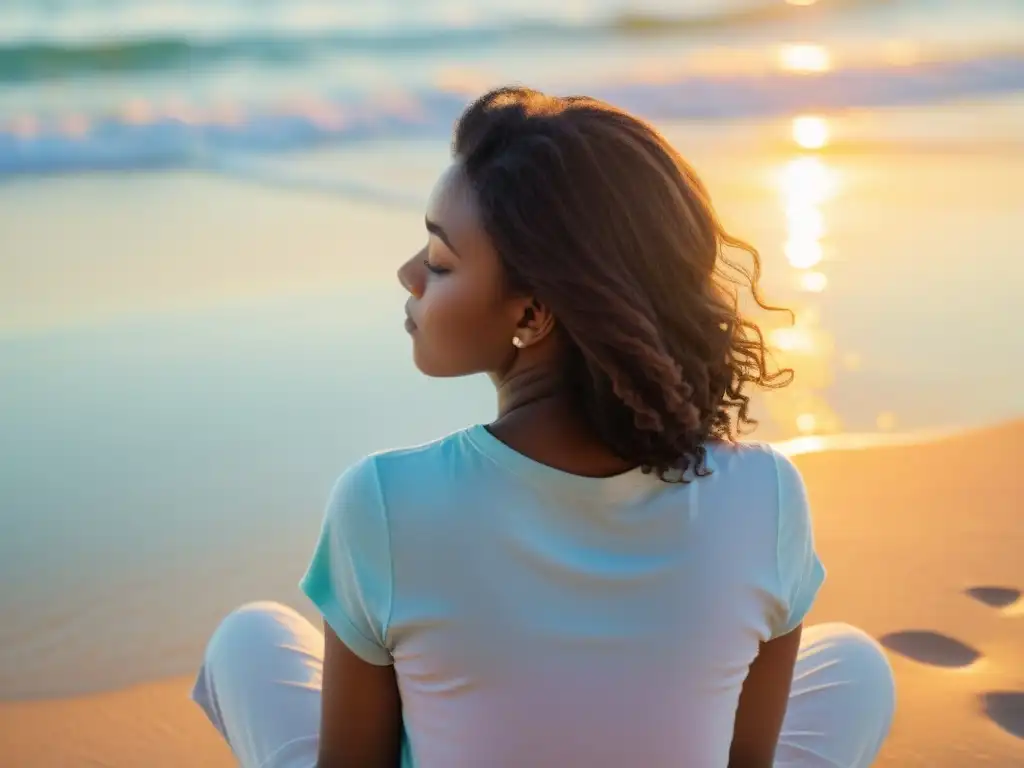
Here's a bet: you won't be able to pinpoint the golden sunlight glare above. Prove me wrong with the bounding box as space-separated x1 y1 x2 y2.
784 239 824 269
779 156 833 269
786 203 824 240
779 156 835 203
796 413 818 434
769 327 815 353
799 271 828 292
778 44 831 73
792 115 829 149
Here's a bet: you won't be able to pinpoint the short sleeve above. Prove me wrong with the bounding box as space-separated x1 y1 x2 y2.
769 450 826 639
300 457 394 665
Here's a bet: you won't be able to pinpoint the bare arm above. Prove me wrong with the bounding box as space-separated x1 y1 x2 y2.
728 624 803 768
317 622 403 768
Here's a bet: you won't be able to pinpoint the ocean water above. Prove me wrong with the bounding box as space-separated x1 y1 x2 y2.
2 0 1024 175
1 0 1024 703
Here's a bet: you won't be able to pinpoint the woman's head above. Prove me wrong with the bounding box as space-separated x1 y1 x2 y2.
397 86 791 480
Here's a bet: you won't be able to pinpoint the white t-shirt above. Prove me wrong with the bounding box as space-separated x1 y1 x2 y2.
301 424 825 767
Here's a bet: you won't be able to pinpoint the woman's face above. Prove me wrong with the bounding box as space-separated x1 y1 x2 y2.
397 163 526 378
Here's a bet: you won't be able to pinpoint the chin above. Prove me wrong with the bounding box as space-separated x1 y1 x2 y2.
413 360 462 378
411 346 472 379
411 347 445 378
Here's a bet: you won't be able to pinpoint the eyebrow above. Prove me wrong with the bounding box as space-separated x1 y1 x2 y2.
425 217 461 257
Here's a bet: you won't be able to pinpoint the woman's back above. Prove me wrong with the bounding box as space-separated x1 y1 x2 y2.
302 425 822 767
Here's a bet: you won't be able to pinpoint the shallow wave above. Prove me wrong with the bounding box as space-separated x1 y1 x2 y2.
0 0 868 83
2 52 1023 177
0 27 549 83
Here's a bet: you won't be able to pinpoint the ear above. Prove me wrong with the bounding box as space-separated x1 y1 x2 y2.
512 298 556 349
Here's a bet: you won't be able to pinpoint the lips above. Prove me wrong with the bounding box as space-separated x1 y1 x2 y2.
404 312 417 332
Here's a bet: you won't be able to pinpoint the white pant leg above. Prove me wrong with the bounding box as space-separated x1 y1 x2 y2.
192 602 324 768
193 608 894 768
777 623 896 768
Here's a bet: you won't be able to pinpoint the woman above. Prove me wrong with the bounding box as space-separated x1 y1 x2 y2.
192 88 895 767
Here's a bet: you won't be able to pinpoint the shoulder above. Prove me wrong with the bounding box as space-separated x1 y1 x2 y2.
704 439 796 490
368 428 469 475
699 441 808 535
364 428 472 490
332 427 476 514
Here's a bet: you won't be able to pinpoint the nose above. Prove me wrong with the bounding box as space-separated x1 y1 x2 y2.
397 251 425 298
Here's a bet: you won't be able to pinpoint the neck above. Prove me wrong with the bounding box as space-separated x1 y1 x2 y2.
488 364 635 478
493 365 569 422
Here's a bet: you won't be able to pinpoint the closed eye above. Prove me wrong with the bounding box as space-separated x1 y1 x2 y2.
423 258 450 275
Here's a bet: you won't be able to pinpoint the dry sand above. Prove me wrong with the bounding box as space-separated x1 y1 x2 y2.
1 419 1022 766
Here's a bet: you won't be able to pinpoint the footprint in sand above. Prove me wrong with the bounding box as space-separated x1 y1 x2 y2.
981 692 1024 740
966 586 1023 615
879 630 981 668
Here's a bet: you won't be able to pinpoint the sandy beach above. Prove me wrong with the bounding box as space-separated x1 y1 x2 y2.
1 419 1021 766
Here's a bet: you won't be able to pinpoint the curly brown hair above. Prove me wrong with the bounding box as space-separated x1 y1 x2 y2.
453 87 793 481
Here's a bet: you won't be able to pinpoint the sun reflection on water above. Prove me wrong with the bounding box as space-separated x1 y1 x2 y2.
765 115 849 437
780 155 836 204
796 413 818 435
778 43 831 73
780 154 837 271
784 239 823 269
785 203 824 240
798 271 828 293
792 115 829 149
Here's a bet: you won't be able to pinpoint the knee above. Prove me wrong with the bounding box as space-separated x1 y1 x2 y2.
805 622 896 713
205 601 305 663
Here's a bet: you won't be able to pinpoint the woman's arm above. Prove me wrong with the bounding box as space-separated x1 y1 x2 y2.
728 624 803 768
318 622 403 768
